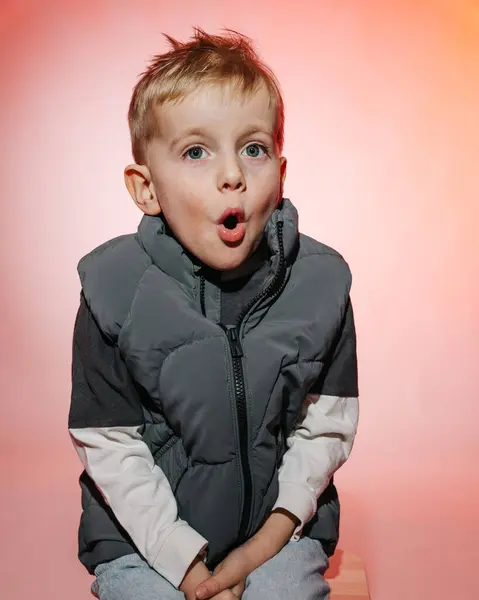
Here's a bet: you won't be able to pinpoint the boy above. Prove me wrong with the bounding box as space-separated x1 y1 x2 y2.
68 28 359 600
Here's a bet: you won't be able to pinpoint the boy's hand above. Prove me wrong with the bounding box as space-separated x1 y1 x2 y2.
195 509 298 600
179 556 211 600
212 560 245 598
230 580 246 598
179 555 239 600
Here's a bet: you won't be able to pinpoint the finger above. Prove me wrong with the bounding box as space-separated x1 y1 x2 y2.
213 561 225 575
195 577 222 599
206 589 236 600
196 572 240 600
231 581 245 597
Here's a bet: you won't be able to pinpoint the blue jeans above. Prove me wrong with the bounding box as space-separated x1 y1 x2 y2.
91 537 330 599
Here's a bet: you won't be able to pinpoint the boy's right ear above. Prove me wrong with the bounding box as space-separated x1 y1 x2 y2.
124 164 162 216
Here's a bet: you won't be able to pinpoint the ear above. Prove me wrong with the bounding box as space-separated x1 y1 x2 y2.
279 156 287 198
124 163 161 216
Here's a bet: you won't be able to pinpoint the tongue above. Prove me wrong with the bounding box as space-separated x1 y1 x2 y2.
217 222 246 243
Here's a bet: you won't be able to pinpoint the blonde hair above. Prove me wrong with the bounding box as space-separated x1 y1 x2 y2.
128 28 285 164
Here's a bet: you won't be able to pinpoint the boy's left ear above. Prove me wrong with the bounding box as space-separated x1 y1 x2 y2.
280 156 287 197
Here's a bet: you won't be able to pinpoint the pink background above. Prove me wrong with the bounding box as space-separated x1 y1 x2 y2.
1 1 478 598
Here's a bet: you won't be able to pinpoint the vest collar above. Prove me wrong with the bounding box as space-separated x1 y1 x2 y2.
136 198 299 290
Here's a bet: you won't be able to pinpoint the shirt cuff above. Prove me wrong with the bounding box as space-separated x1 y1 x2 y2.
272 482 317 540
152 521 208 588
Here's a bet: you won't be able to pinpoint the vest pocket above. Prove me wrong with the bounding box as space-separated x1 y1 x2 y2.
154 436 189 493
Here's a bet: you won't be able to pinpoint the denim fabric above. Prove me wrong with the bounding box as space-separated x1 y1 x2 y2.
91 537 330 600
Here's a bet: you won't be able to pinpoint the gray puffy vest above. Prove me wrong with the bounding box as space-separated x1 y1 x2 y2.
78 199 351 568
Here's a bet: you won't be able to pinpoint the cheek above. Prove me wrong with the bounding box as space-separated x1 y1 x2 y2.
254 171 282 206
155 169 205 213
249 162 281 190
249 175 282 224
163 190 208 232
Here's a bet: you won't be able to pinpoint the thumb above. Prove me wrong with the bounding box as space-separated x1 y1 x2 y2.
195 571 238 600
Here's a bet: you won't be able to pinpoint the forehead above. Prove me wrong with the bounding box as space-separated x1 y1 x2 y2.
153 83 277 138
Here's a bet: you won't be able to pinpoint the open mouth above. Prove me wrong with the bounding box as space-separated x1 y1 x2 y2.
219 208 245 228
223 214 239 230
217 208 246 244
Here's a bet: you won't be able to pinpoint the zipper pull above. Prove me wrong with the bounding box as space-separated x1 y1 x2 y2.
224 325 243 358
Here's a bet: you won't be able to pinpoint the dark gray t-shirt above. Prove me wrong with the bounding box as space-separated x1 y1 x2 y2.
219 259 270 325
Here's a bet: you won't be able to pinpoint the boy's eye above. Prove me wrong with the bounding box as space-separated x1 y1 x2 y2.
185 146 206 160
243 143 268 158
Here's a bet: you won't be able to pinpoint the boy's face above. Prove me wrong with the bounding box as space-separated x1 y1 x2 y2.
125 83 286 271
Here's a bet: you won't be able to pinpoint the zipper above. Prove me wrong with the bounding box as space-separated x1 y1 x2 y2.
200 220 287 545
235 220 286 326
222 324 251 543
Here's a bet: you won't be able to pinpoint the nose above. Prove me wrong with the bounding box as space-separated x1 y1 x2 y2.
217 155 246 193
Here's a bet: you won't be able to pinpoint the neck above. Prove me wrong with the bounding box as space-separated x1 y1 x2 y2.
217 237 270 282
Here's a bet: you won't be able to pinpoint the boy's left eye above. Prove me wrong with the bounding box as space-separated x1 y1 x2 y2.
242 143 268 158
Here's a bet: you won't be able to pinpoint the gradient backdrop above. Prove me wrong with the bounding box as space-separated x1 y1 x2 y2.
1 1 478 598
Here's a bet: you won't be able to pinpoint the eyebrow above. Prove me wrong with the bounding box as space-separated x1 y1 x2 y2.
238 126 274 142
169 128 211 150
169 125 274 150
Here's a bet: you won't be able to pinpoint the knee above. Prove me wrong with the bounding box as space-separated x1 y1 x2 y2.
91 554 147 599
243 574 330 600
243 538 330 600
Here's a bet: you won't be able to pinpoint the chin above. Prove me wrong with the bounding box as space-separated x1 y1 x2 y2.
206 258 244 272
202 249 249 272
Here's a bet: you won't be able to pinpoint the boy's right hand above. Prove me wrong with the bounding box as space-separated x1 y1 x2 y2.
179 556 240 600
179 555 210 600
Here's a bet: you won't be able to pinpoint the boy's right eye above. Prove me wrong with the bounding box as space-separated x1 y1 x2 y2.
184 146 207 160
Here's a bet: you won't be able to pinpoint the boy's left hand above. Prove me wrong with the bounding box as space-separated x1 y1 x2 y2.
195 509 299 600
212 558 246 599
